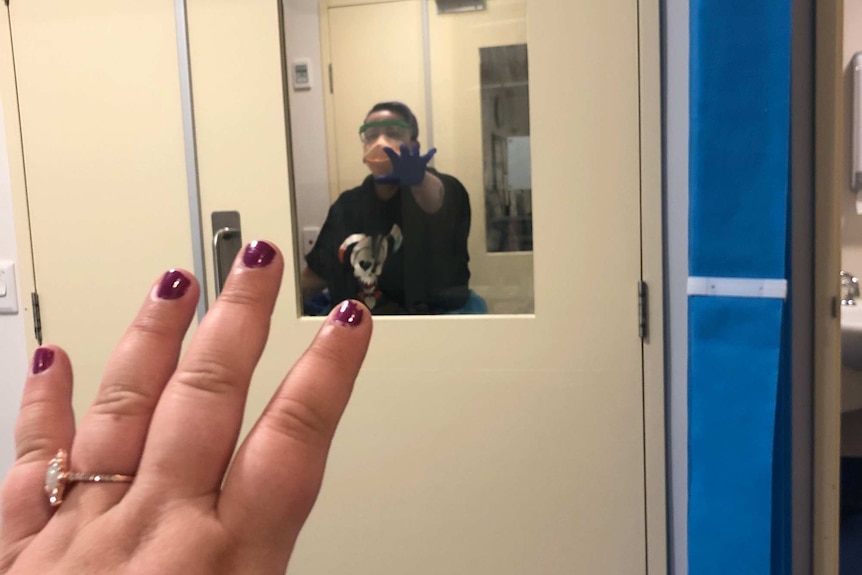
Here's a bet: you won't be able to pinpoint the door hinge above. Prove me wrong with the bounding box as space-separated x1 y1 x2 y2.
328 63 334 94
638 281 649 340
31 292 42 345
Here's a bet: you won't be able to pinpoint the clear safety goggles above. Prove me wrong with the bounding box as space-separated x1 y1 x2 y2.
358 120 413 145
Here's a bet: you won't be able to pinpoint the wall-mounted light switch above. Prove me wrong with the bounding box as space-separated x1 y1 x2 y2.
0 261 18 315
292 58 312 91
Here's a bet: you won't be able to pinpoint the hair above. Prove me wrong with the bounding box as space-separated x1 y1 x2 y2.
366 101 419 142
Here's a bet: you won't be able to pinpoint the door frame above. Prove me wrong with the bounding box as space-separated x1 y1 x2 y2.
637 0 667 572
814 0 844 572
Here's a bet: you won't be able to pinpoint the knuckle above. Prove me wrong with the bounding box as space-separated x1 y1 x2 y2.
127 314 177 341
14 398 59 461
90 380 159 419
264 396 332 449
14 427 54 463
304 339 352 376
217 283 264 310
171 357 244 399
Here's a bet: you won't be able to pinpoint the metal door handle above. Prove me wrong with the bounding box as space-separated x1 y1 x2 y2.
213 226 240 296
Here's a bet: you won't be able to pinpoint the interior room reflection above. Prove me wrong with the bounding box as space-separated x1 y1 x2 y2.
300 102 474 315
284 0 534 316
481 44 532 253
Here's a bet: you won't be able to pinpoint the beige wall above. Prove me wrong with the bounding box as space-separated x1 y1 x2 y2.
283 0 332 252
0 3 31 481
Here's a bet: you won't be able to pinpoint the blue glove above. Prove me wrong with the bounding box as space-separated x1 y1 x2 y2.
376 144 437 186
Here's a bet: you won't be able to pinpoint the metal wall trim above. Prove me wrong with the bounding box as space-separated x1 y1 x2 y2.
421 0 435 154
174 0 208 320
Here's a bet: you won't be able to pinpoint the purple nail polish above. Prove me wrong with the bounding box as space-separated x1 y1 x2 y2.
333 300 363 327
157 269 191 300
243 241 276 268
33 348 55 375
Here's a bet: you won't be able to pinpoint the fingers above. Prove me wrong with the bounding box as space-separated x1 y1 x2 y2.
421 147 437 162
383 146 399 162
135 241 283 500
218 300 372 557
0 347 74 547
375 174 399 184
64 269 199 514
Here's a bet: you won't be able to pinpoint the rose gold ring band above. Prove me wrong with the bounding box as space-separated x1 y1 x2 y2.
64 472 135 484
45 449 135 507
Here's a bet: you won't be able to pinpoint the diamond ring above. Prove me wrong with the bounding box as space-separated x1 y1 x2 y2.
44 449 134 507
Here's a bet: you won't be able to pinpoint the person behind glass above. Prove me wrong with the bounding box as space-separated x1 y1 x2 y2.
301 101 471 314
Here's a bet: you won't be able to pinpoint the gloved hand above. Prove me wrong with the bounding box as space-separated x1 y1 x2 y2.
376 143 437 186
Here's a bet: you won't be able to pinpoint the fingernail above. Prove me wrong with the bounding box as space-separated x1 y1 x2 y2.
33 348 55 375
333 300 363 327
156 269 191 300
243 241 276 268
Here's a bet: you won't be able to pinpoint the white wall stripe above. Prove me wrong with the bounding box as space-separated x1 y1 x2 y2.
687 277 788 299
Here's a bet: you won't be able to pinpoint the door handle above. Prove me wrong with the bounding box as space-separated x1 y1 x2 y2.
213 227 240 296
211 211 242 297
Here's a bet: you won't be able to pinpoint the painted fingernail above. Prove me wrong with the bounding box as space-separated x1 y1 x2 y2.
243 241 276 268
157 269 191 300
333 300 363 327
33 348 55 375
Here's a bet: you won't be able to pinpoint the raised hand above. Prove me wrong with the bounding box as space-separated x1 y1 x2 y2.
0 241 372 574
376 143 437 186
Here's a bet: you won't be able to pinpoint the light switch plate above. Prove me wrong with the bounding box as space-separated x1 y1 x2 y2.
0 261 18 315
292 58 312 91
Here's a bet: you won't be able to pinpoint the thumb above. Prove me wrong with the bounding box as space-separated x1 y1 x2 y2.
421 147 437 163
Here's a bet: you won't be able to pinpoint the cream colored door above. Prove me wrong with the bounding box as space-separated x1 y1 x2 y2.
187 1 663 573
5 0 196 419
8 0 665 573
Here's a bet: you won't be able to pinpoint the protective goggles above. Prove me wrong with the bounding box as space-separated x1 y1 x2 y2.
358 120 413 145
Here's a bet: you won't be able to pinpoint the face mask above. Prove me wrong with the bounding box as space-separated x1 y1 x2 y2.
363 138 403 176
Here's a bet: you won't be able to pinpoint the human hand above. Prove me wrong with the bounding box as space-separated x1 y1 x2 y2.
376 143 437 186
0 240 372 574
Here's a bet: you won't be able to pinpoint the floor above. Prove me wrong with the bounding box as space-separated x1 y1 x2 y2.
841 457 862 572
